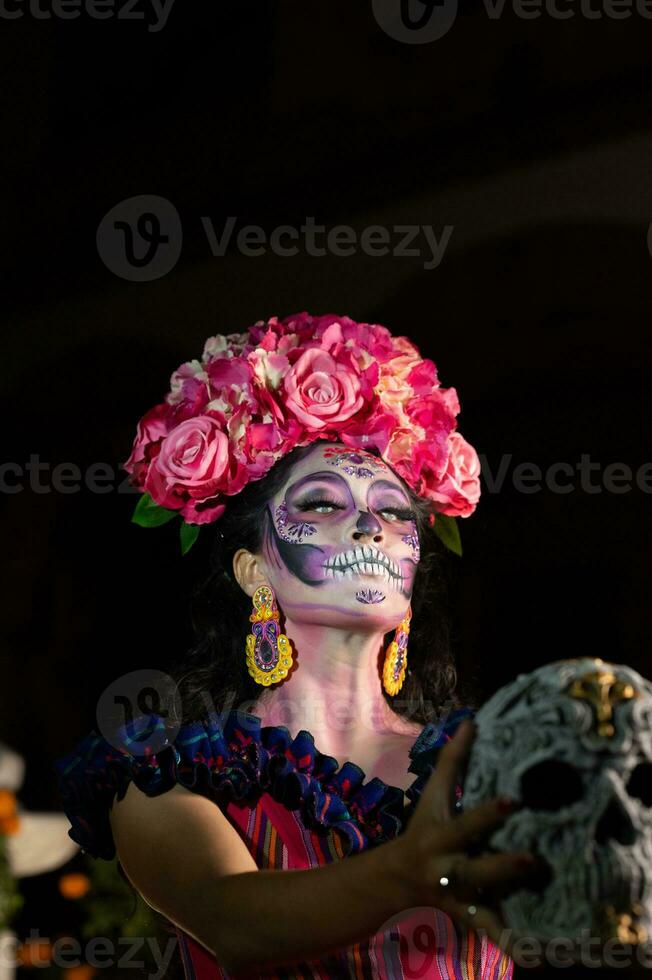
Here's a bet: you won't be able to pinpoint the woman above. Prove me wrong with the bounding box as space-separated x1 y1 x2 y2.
55 313 542 979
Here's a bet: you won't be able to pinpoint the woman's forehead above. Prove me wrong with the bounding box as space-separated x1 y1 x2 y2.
276 443 409 497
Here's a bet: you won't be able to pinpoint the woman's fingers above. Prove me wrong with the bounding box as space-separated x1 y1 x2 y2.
434 795 521 852
443 897 509 950
428 850 547 903
445 900 535 963
420 719 477 822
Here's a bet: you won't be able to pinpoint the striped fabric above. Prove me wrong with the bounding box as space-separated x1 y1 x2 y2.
174 793 513 979
168 723 513 979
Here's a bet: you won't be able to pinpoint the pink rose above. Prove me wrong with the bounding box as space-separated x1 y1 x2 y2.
407 359 439 395
248 348 290 391
340 407 397 456
122 404 171 487
408 386 459 426
181 498 226 525
206 355 253 392
283 348 365 431
145 416 231 513
428 432 481 518
167 360 209 414
277 312 315 345
385 428 422 485
313 316 396 362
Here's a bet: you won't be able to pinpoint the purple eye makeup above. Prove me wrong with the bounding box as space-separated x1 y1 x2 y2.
265 455 421 599
294 496 346 514
284 472 351 514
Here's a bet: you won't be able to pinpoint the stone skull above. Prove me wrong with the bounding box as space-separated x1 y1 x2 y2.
462 657 652 949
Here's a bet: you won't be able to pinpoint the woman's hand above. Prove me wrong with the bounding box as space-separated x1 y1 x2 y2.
386 719 546 955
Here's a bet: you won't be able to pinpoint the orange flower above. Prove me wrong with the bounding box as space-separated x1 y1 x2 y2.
0 814 20 835
0 790 17 820
59 873 92 900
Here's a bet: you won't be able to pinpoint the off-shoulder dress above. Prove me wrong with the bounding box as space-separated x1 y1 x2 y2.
54 707 513 980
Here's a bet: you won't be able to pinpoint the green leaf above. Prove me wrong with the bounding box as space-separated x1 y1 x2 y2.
180 521 200 555
131 492 178 528
433 513 463 557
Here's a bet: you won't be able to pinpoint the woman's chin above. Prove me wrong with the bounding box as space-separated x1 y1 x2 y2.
275 577 409 626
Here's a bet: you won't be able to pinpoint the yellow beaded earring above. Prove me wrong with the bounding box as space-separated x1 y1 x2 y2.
245 585 294 686
382 607 411 696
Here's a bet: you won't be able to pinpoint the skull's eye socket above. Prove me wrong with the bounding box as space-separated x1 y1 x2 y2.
520 760 584 810
626 762 652 806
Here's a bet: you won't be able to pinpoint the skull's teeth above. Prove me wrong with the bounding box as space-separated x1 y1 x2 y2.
323 549 404 583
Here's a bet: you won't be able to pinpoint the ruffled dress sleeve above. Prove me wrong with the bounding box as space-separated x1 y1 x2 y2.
54 705 474 862
404 704 475 812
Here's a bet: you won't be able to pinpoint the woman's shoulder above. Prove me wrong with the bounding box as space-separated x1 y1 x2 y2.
54 704 474 862
54 707 265 860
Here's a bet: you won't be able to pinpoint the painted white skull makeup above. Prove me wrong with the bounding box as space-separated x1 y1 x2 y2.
261 443 419 629
323 544 403 590
462 657 652 951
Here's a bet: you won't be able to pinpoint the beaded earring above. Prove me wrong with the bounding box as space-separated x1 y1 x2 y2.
382 607 411 696
245 585 294 686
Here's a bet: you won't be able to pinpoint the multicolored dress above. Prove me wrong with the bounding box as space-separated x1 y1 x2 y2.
54 707 513 980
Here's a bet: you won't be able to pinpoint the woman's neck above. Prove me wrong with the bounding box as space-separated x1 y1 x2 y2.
249 619 418 759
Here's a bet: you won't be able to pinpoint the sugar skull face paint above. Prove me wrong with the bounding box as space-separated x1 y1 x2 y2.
356 588 386 604
261 443 420 630
402 522 421 562
274 503 317 544
322 446 389 480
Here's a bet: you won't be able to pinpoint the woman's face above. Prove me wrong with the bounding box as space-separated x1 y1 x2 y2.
258 443 420 631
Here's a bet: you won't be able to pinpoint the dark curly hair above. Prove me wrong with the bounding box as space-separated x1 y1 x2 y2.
169 439 470 728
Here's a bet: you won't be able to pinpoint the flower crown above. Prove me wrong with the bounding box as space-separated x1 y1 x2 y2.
123 312 481 556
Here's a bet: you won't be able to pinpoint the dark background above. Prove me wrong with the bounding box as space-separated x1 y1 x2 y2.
1 2 651 977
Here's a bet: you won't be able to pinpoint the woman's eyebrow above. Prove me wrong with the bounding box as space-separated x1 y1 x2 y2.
285 471 350 497
367 478 411 502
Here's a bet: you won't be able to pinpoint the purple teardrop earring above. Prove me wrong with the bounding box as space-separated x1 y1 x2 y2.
245 585 293 686
382 607 411 696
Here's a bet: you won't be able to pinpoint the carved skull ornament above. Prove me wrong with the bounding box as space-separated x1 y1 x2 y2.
462 658 652 947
